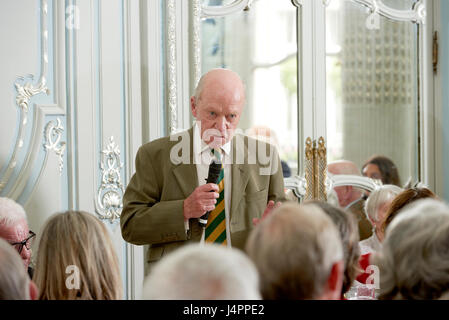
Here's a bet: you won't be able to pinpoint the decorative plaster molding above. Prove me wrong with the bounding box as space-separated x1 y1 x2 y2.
44 118 66 174
0 0 50 193
352 0 426 24
201 0 254 18
291 0 303 7
95 136 124 221
167 0 178 134
192 0 202 88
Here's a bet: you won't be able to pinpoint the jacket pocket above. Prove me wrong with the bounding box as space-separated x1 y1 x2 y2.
245 188 267 201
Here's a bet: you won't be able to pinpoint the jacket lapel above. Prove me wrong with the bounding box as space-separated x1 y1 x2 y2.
230 134 249 220
172 127 198 198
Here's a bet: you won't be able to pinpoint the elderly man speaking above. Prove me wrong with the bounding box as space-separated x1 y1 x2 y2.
121 69 286 268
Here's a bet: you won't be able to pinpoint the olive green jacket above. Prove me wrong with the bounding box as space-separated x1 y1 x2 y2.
120 128 286 263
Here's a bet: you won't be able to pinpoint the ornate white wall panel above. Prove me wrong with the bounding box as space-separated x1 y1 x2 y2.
1 0 66 201
75 0 97 212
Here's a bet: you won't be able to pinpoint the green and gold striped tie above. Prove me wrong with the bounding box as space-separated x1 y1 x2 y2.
205 149 227 245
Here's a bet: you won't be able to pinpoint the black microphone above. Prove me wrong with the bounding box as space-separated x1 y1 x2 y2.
198 160 222 228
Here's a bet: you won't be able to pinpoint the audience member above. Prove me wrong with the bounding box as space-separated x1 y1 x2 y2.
361 185 403 254
373 199 449 300
362 155 401 187
0 238 38 300
33 210 122 300
0 197 35 278
305 201 360 298
246 202 344 300
356 186 437 287
142 244 261 300
328 160 372 240
381 187 437 233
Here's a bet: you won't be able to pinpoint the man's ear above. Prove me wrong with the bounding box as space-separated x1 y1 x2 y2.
326 260 344 300
191 96 197 118
29 280 39 300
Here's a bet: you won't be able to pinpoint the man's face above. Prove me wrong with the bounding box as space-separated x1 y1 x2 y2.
191 85 244 148
0 219 31 269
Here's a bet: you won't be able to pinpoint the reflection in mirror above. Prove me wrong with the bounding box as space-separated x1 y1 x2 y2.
201 0 299 176
325 0 419 188
202 0 239 6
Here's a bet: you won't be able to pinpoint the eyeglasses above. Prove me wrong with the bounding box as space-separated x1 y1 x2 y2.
10 230 36 254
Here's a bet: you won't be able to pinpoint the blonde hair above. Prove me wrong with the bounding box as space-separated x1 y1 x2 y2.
33 211 122 300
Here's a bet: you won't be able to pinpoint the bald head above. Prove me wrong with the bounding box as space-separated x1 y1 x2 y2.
191 69 246 146
194 68 245 103
328 160 360 176
328 160 362 208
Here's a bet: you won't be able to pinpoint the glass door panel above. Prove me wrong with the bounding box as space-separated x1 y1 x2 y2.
325 0 419 187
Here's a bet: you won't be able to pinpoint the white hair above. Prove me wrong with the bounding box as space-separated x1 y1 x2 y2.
0 197 27 227
0 238 30 299
142 244 261 300
364 185 403 222
374 198 449 300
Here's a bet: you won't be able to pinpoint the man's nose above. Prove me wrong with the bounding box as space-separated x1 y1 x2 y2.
215 117 228 132
21 247 31 259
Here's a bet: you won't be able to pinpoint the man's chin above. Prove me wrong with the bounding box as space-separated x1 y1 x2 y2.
207 136 227 148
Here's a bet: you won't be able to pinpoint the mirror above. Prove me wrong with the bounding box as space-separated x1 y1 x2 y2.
198 0 426 200
325 0 420 188
200 0 299 178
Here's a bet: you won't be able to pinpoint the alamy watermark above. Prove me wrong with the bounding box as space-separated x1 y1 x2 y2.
65 265 80 290
169 123 280 176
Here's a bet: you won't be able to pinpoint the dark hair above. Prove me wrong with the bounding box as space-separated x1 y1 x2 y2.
382 187 437 233
362 155 401 187
306 201 360 295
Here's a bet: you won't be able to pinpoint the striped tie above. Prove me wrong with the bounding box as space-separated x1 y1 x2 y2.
205 149 227 245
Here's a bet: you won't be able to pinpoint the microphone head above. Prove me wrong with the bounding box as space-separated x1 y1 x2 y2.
206 161 222 184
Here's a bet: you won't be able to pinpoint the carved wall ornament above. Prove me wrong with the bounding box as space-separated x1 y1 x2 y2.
167 0 178 134
44 118 66 174
192 0 202 87
95 136 125 221
352 0 426 24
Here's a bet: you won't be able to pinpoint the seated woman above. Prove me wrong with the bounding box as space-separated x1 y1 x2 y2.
357 187 437 285
32 210 123 299
373 199 449 299
362 155 401 187
360 185 403 255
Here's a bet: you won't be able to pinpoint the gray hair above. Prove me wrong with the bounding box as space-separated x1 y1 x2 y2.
373 198 449 300
142 244 261 300
364 185 403 222
246 203 343 299
0 238 30 299
0 197 27 227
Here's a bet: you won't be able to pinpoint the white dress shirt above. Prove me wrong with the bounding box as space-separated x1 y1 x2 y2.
184 123 232 247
